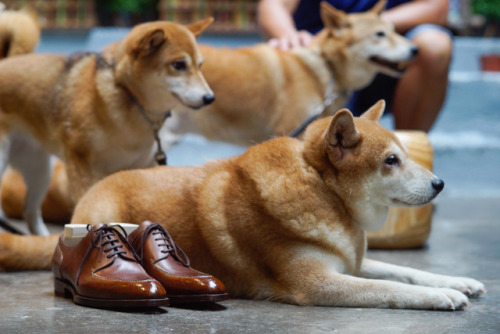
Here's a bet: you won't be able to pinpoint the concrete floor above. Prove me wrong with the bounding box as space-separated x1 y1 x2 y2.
1 197 498 334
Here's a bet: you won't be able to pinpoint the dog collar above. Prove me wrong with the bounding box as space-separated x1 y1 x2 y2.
288 78 346 138
120 86 171 166
288 58 347 138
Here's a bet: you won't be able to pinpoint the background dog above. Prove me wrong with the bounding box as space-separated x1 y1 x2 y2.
0 101 485 310
0 18 214 235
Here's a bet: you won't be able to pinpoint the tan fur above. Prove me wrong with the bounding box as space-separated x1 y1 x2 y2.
0 8 39 59
0 102 484 309
0 18 214 235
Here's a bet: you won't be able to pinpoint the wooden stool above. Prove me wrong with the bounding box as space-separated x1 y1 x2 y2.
367 131 434 249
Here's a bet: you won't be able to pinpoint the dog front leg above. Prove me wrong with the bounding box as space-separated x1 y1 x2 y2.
283 267 470 310
359 258 485 298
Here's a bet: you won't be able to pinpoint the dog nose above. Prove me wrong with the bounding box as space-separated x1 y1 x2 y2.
410 46 419 57
203 94 215 105
431 179 444 193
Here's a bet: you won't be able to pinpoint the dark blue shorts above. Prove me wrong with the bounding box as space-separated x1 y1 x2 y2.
344 24 452 116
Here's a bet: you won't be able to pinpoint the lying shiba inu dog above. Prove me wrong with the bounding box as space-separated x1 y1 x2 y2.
0 18 214 235
166 0 417 145
0 5 39 59
0 0 419 225
0 101 485 309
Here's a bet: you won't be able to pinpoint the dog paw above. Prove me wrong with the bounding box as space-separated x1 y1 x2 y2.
430 288 470 311
441 277 486 298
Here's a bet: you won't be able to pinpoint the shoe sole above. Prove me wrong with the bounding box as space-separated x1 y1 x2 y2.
167 292 229 304
54 278 170 309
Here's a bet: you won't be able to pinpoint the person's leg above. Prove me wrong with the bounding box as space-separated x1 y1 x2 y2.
392 26 452 132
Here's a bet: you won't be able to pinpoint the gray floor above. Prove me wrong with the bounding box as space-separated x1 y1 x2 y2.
1 197 498 333
0 31 499 333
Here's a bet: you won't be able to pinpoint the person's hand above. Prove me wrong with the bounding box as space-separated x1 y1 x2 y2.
268 30 313 51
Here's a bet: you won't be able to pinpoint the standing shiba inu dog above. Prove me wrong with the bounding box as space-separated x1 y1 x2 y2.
165 0 418 145
0 18 214 236
0 101 485 310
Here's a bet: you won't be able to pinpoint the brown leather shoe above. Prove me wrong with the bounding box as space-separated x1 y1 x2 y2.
52 223 169 309
128 221 229 304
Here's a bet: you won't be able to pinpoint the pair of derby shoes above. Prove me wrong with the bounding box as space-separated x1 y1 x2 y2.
52 221 228 309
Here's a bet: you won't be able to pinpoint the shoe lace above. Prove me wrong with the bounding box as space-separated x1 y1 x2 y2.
137 223 190 268
75 224 140 286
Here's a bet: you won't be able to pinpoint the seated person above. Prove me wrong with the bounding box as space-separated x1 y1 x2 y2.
257 0 452 132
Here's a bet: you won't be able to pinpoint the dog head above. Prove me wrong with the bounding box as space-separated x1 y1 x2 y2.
303 100 443 232
113 18 215 116
314 0 418 90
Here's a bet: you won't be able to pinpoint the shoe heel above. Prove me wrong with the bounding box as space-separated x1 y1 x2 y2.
54 278 73 299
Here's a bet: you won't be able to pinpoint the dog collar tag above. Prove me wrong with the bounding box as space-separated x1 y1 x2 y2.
153 130 167 166
155 151 167 166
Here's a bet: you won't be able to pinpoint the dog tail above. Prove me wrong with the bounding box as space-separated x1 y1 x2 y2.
0 232 59 271
0 8 40 60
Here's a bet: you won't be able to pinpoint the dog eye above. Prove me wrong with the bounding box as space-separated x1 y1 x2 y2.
172 61 187 71
376 31 386 38
385 154 399 166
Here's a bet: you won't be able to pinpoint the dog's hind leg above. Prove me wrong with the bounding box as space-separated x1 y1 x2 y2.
9 135 52 236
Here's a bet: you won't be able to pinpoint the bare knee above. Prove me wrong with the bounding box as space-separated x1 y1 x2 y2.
412 30 452 75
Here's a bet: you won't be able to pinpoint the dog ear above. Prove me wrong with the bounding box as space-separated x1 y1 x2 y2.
370 0 387 15
360 100 385 122
325 109 360 160
134 29 166 57
186 17 214 37
320 2 349 29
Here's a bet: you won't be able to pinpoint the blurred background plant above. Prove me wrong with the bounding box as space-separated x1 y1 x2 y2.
95 0 159 26
471 0 500 36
